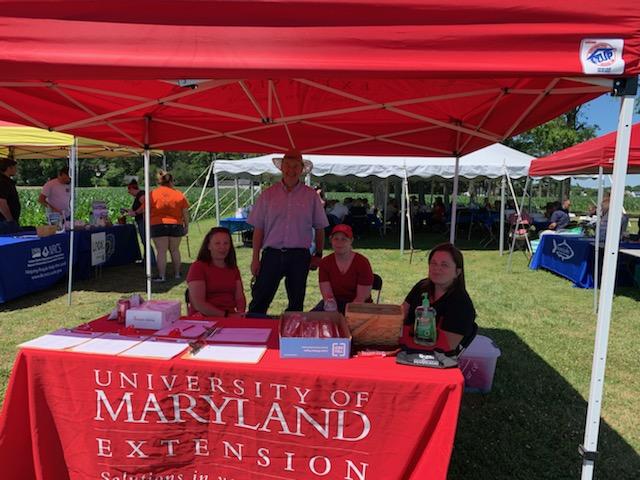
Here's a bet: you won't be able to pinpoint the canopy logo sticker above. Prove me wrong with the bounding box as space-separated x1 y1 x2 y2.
580 39 624 75
552 238 574 261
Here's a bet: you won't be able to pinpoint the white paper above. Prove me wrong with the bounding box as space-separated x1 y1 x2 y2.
19 329 103 351
70 334 145 355
120 339 189 360
188 345 266 364
154 320 216 339
208 328 271 344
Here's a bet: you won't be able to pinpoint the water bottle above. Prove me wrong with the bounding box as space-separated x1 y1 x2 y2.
414 293 437 346
324 298 338 312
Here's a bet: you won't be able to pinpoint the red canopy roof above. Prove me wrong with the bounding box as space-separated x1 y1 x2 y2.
0 1 637 155
529 123 640 176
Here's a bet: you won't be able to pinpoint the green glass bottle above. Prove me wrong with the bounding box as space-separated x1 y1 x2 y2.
414 293 437 346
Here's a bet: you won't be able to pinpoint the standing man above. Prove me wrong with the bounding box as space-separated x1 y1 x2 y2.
247 150 329 314
0 158 20 234
38 166 71 217
126 179 156 267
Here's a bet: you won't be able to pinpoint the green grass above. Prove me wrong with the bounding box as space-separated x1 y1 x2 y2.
0 221 639 478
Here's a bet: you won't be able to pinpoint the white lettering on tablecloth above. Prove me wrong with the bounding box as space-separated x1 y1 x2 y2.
93 369 372 479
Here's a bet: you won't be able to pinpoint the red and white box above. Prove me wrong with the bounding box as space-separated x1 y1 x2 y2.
125 300 181 330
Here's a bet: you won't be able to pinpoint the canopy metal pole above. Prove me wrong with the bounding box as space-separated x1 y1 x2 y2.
214 157 220 226
234 177 240 211
581 91 635 480
66 138 77 306
383 178 389 235
449 156 460 245
192 161 214 225
430 178 435 204
499 173 506 255
250 179 255 203
593 166 604 313
143 118 152 299
400 174 407 255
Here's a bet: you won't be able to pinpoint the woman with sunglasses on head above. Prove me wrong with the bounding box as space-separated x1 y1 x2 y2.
402 242 477 354
186 227 246 317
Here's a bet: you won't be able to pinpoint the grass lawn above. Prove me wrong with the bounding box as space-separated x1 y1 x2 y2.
1 220 639 478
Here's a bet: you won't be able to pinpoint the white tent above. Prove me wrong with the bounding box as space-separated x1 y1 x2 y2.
210 143 534 251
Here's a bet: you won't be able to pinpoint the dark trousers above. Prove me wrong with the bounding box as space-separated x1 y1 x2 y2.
249 248 311 314
135 217 156 266
0 220 19 234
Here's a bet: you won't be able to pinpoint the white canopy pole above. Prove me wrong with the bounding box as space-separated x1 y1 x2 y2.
499 173 506 255
593 166 604 313
449 156 460 244
400 174 407 255
192 161 214 224
581 90 635 480
66 138 77 306
250 179 255 203
383 178 389 235
143 119 152 299
214 157 221 226
234 177 240 211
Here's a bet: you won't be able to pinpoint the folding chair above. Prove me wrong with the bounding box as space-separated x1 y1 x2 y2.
372 273 383 303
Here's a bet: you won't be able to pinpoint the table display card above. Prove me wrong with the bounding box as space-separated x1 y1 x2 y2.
119 338 190 360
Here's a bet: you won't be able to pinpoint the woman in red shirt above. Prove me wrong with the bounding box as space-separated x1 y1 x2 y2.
316 224 374 313
186 227 246 317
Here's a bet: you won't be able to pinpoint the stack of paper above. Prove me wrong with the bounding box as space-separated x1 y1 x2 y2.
185 345 267 364
19 329 103 351
154 320 216 339
120 338 189 360
70 333 145 355
207 328 271 344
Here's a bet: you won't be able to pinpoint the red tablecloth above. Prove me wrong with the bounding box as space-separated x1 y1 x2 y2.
0 317 463 480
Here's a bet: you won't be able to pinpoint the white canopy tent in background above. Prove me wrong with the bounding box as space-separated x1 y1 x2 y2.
206 143 534 252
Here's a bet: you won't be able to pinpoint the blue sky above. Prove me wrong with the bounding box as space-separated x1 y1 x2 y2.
573 93 640 187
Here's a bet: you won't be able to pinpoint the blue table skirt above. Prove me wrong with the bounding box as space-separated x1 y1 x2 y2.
73 224 141 280
0 233 70 303
0 224 141 303
220 217 252 233
530 235 640 288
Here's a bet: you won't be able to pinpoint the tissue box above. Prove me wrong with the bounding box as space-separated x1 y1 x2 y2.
126 300 181 330
279 311 351 359
459 335 501 393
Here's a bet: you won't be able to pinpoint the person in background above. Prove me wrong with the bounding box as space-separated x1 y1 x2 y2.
38 166 71 217
149 170 189 282
126 179 156 267
315 224 373 314
314 185 326 208
247 150 328 314
187 227 245 317
402 242 477 354
561 198 571 215
0 158 20 234
547 201 570 231
328 199 349 223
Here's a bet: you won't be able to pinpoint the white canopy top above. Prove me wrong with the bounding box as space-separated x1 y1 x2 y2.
214 143 535 181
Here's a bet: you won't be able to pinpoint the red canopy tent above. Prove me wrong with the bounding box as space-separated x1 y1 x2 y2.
0 2 639 479
529 122 640 176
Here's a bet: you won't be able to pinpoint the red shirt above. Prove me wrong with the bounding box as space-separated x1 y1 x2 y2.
319 252 374 303
186 260 240 314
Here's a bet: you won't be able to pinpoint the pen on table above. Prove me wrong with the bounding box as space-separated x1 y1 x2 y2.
182 324 195 332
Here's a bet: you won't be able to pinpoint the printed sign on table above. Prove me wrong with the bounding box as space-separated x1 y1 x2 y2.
91 232 106 266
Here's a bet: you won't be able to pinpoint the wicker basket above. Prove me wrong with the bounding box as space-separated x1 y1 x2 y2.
36 225 58 237
345 303 404 346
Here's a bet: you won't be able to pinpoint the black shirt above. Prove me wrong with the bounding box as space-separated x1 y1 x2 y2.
0 173 20 223
404 279 476 337
131 190 145 222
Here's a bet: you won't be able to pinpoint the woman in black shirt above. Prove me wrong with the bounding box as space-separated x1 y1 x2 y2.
402 242 476 353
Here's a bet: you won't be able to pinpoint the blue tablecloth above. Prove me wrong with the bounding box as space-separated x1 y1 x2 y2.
220 217 252 233
0 225 141 302
73 224 141 280
0 233 70 303
530 235 640 288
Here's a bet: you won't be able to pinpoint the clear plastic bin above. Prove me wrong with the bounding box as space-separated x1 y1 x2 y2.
458 335 501 393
